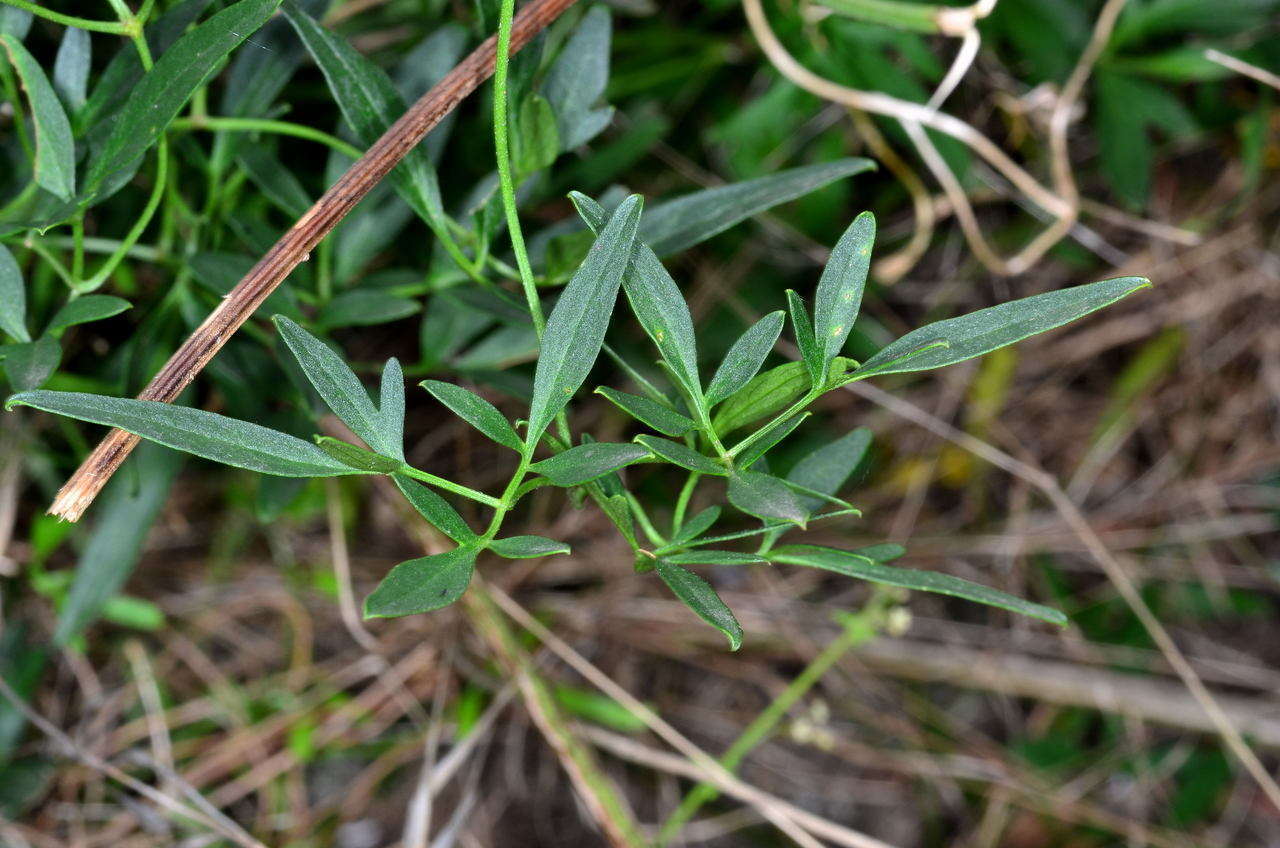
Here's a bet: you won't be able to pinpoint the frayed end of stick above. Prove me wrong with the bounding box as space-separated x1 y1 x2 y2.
48 474 105 522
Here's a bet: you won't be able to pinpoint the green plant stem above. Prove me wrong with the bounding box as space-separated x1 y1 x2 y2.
655 596 890 845
79 139 169 293
0 0 135 34
399 464 504 509
725 388 820 461
168 117 365 159
70 217 85 282
23 238 74 288
625 492 666 546
40 236 165 263
492 0 545 339
661 507 860 552
671 471 700 534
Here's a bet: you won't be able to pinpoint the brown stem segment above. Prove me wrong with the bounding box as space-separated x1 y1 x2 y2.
49 0 580 522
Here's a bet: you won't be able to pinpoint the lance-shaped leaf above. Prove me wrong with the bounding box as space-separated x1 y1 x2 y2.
635 435 726 476
670 506 720 546
848 277 1152 380
274 316 392 456
85 0 282 200
0 244 29 342
7 390 363 477
727 470 806 527
393 474 476 544
313 436 403 473
663 551 767 566
786 290 822 388
596 387 693 437
0 34 75 200
379 358 405 460
713 358 855 436
2 336 60 391
705 311 785 407
736 413 808 469
364 546 477 618
639 159 876 257
46 296 131 335
655 560 744 650
283 0 441 223
527 195 642 444
786 427 872 514
542 6 613 149
531 442 650 486
52 26 90 112
769 545 1067 626
570 191 701 401
489 535 571 559
422 379 521 451
813 212 874 369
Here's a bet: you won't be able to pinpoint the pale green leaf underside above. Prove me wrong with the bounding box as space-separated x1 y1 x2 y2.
655 559 744 650
364 546 477 618
770 545 1068 626
7 390 362 477
851 277 1152 379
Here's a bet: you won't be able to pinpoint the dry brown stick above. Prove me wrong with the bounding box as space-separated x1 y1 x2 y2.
49 0 581 522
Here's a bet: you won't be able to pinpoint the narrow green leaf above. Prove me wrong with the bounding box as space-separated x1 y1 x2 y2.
849 277 1152 379
237 147 312 217
814 212 874 369
422 379 522 452
634 435 726 476
671 506 720 545
639 159 876 256
786 427 872 514
527 195 642 444
54 444 181 645
489 535 571 558
770 545 1067 626
542 6 613 149
664 551 767 566
86 0 283 200
713 358 855 436
2 336 60 391
737 413 808 469
596 387 693 437
850 543 905 562
727 470 806 527
531 442 650 486
7 390 363 477
514 92 560 175
655 560 743 650
0 34 75 200
313 436 402 473
0 244 29 343
52 26 90 112
46 296 131 334
705 311 785 407
274 316 392 455
364 547 477 617
786 290 821 388
393 473 476 544
552 685 646 733
316 290 421 330
569 192 701 401
379 357 405 460
283 0 441 224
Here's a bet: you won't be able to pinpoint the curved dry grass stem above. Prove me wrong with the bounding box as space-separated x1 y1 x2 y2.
843 379 1280 814
745 0 1134 277
481 579 897 848
47 0 582 522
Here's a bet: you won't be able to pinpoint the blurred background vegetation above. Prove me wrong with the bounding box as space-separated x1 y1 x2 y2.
1 0 1279 845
